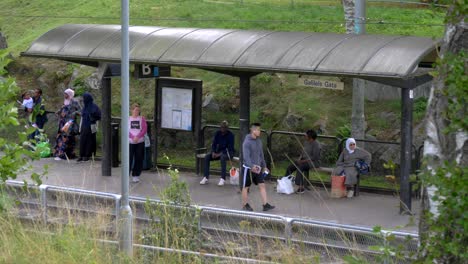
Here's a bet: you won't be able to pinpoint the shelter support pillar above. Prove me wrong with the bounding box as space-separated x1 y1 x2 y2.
400 87 413 214
239 75 251 186
101 77 112 176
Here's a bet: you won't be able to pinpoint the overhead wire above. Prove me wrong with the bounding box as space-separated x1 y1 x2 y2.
0 13 445 27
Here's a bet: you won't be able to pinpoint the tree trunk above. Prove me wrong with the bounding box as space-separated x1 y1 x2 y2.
0 32 8 49
341 0 355 34
419 1 467 260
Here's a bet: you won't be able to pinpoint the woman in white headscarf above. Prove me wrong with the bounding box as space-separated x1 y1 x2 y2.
53 88 81 160
333 138 371 197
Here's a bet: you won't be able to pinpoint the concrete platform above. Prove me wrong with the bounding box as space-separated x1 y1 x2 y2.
15 157 420 233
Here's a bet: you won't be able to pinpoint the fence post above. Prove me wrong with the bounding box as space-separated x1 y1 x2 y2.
39 185 48 224
285 218 293 245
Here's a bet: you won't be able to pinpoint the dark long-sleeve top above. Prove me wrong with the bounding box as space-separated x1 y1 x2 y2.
300 140 321 167
81 93 101 128
211 130 235 154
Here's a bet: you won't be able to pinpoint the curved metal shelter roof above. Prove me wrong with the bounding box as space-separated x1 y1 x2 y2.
22 24 439 79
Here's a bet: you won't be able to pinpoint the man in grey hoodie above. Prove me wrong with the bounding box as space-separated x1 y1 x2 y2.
241 123 275 212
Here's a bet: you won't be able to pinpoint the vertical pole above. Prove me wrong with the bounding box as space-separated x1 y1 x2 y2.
239 75 250 187
119 0 133 256
101 76 112 176
400 88 413 214
351 0 366 141
153 79 159 167
354 0 366 35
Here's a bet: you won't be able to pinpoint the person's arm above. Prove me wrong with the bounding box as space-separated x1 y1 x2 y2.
211 131 219 153
242 140 253 168
336 151 344 167
227 132 235 154
92 105 101 121
311 143 321 167
135 117 148 139
362 148 372 164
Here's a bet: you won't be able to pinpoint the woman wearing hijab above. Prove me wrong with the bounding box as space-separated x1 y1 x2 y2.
128 103 147 183
53 88 81 160
333 138 371 198
77 92 101 162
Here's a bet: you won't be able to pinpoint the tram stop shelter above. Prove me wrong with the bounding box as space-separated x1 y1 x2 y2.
21 24 440 213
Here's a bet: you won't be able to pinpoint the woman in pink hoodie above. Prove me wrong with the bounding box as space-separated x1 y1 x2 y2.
129 103 147 183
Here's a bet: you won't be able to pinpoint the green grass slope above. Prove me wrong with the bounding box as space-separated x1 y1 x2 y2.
1 0 444 135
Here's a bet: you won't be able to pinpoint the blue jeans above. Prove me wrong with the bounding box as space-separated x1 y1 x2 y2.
204 152 230 179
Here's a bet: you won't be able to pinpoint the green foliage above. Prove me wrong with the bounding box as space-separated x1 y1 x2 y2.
436 51 468 132
383 159 397 176
413 97 428 121
419 163 468 263
141 157 200 261
0 50 43 185
335 124 351 139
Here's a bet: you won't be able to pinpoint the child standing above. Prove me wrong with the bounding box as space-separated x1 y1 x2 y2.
18 91 34 127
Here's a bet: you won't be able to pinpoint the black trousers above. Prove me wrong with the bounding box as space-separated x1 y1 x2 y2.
79 126 96 158
130 142 145 177
285 161 311 186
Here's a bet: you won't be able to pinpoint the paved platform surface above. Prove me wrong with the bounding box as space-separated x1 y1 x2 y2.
15 157 420 232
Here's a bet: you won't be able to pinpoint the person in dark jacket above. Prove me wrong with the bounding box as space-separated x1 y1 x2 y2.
28 88 48 141
241 123 275 212
77 93 101 162
200 120 235 186
284 129 321 193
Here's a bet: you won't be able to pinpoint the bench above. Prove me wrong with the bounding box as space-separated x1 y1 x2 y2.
195 148 239 176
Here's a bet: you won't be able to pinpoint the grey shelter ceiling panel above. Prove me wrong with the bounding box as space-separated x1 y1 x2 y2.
159 29 237 63
22 24 439 79
58 25 121 57
89 26 163 59
27 24 92 55
197 30 271 66
362 36 438 77
234 32 312 69
131 27 197 62
276 33 351 70
316 35 402 75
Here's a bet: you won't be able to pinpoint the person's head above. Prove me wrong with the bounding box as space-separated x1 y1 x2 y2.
83 92 93 106
63 88 75 105
22 91 31 100
33 88 42 99
250 122 261 138
220 120 229 134
345 138 357 153
305 129 317 141
131 103 141 117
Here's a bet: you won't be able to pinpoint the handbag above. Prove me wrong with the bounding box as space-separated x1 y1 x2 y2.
229 167 239 185
277 175 295 195
355 159 370 175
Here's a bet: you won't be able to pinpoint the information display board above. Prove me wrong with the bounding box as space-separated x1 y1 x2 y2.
161 87 193 130
155 78 202 133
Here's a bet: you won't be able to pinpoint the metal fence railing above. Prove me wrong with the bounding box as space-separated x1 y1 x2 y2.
4 180 419 263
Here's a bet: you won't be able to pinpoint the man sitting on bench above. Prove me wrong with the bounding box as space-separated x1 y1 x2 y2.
284 129 321 193
200 120 235 186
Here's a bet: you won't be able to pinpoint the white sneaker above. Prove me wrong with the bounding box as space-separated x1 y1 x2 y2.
132 177 140 183
347 190 354 198
199 177 208 185
218 178 225 186
54 157 62 161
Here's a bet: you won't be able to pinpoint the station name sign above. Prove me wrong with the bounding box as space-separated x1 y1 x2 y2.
298 76 344 90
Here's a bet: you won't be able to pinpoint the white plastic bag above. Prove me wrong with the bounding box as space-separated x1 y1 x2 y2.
144 133 151 147
277 175 295 195
229 167 239 185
